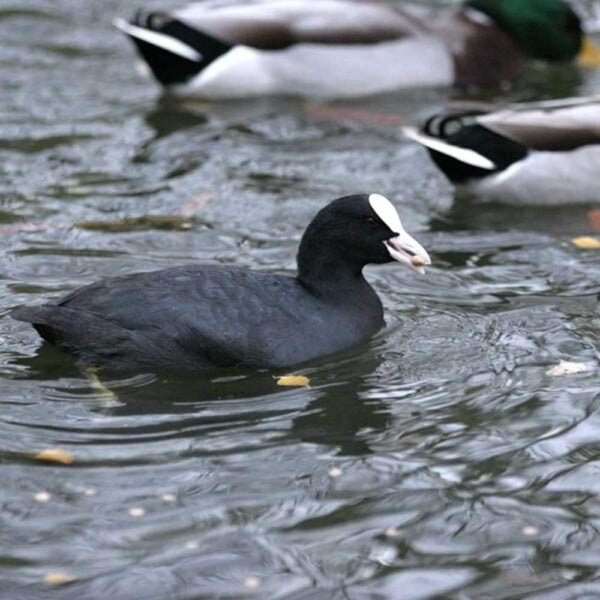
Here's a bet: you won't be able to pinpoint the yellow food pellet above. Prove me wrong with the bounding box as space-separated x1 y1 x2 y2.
578 37 600 68
162 494 176 503
328 467 343 478
244 576 261 589
34 448 74 465
276 375 311 388
185 540 199 550
128 507 145 518
522 526 539 537
571 236 600 249
44 572 76 586
385 527 400 538
411 255 426 267
83 488 97 496
34 491 51 503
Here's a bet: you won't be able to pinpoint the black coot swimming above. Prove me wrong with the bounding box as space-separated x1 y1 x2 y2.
12 194 430 372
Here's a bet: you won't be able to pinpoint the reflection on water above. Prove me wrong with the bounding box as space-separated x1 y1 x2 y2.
1 0 600 598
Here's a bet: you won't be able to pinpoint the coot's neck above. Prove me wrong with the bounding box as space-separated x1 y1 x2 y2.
296 230 367 299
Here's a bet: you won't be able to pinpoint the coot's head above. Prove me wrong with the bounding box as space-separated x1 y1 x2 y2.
297 194 431 282
465 0 583 61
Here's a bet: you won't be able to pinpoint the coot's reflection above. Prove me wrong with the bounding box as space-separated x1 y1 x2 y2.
290 388 389 456
288 362 391 456
17 345 391 457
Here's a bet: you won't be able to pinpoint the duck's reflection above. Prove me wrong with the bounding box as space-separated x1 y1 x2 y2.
144 97 208 139
144 95 301 140
430 197 599 237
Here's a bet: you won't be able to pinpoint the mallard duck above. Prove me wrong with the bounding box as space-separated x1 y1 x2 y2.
403 95 600 205
114 0 598 98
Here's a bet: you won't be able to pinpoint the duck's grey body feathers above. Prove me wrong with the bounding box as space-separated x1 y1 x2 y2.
116 0 459 97
117 0 585 97
185 35 453 98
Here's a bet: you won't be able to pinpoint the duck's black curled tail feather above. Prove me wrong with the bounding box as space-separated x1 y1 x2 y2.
115 13 232 86
422 114 529 183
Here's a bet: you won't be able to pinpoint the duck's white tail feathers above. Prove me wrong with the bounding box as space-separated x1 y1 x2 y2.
114 18 203 63
403 115 531 184
114 13 232 86
402 126 496 170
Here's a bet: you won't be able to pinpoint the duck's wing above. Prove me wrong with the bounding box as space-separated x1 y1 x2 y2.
478 95 600 151
115 0 422 86
169 0 423 49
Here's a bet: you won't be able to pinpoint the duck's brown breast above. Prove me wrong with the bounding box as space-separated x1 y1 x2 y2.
430 10 525 88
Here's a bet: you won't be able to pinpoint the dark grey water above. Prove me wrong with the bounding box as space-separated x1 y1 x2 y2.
2 1 600 598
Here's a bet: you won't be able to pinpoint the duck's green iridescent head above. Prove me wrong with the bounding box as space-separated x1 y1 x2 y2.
466 0 583 61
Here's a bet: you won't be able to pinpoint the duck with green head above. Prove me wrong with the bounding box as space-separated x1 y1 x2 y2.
115 0 600 98
436 0 594 86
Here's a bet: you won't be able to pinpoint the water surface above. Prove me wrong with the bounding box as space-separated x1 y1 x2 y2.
1 1 600 598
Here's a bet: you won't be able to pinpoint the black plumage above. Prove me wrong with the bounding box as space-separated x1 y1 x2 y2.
12 195 429 372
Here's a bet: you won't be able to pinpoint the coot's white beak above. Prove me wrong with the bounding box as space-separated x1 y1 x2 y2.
384 231 431 274
368 193 431 274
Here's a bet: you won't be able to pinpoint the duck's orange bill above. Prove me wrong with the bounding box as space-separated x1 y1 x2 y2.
578 37 600 68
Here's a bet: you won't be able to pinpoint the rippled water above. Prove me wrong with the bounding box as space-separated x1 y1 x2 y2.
2 1 600 598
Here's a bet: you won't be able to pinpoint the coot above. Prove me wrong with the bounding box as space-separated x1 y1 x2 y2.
12 194 430 372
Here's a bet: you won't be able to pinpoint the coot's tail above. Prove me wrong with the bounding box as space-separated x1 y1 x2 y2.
114 13 232 86
11 305 127 353
10 305 89 346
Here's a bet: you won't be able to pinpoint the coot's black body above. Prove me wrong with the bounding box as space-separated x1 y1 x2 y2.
19 265 383 371
12 195 430 372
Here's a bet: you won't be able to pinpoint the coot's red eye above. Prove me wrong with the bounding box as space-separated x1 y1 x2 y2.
366 217 380 228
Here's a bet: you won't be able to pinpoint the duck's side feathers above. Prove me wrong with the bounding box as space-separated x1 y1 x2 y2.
468 145 600 205
115 15 231 86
